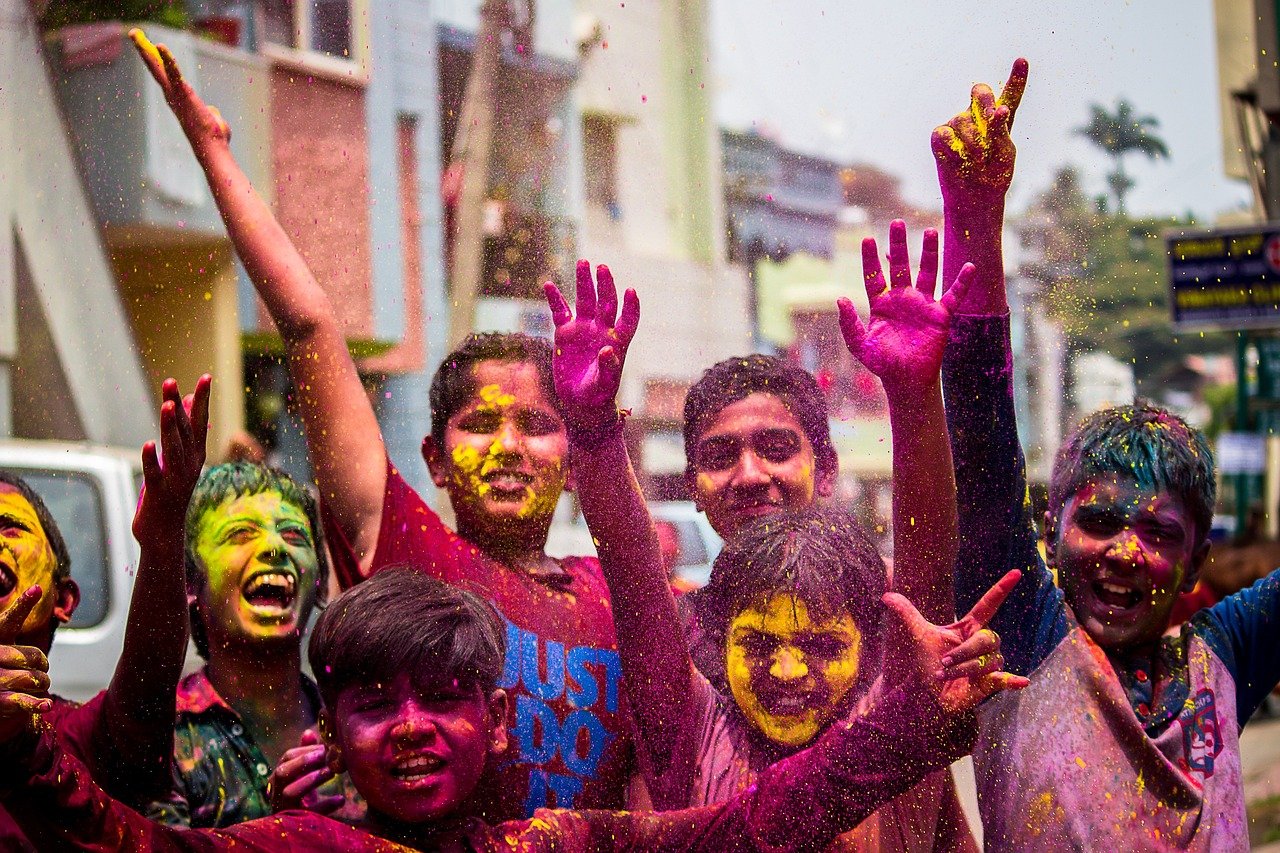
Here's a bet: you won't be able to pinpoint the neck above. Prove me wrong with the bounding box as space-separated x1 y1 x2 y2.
205 641 306 723
455 516 555 572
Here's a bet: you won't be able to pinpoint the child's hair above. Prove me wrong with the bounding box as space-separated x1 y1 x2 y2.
682 355 837 479
0 470 71 583
428 332 561 446
184 463 330 659
694 504 886 692
309 568 506 708
1048 401 1216 545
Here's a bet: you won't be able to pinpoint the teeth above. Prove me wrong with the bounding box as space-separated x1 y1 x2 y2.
244 573 296 600
1099 581 1132 595
394 756 442 778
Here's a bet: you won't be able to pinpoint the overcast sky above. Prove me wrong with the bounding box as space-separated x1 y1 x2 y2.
711 0 1253 221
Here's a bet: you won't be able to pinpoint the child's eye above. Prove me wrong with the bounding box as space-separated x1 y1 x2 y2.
280 526 312 547
224 526 258 544
798 636 848 660
457 412 502 434
517 410 562 437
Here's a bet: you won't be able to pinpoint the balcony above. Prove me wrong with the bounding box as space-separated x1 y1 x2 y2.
47 22 272 245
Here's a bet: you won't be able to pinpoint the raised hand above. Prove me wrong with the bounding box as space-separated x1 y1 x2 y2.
932 58 1028 207
544 260 640 434
837 221 974 397
267 729 345 815
881 570 1029 714
129 29 231 154
132 376 211 549
0 587 53 742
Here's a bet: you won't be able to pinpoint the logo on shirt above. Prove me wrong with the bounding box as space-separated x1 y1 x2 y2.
1180 687 1223 780
498 618 623 812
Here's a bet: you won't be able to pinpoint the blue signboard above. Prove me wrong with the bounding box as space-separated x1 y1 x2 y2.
1166 224 1280 330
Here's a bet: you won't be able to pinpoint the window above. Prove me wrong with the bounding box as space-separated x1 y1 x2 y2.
583 114 620 214
263 0 354 60
15 469 113 629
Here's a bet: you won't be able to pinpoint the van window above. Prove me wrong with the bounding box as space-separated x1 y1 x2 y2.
11 470 110 628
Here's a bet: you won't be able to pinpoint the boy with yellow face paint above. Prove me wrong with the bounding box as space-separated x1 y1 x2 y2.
131 30 637 819
0 375 210 849
546 245 1021 850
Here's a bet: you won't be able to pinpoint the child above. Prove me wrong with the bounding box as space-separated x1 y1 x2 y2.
0 376 209 848
936 59 1280 849
146 463 359 827
130 30 634 816
541 238 998 850
0 566 1023 850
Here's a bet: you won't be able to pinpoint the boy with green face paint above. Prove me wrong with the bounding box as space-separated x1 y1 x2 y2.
146 463 358 828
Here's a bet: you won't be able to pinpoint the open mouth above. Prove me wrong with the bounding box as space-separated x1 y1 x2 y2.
729 499 781 518
0 562 16 598
482 469 535 496
1092 579 1143 610
390 753 445 784
757 689 820 717
240 571 298 615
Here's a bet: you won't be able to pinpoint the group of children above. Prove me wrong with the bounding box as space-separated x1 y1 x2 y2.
0 32 1273 851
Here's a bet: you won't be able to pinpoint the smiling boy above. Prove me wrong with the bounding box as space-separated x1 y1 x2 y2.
131 31 635 817
0 567 1020 851
934 59 1280 849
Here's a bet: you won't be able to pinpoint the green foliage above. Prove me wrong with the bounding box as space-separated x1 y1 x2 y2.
1075 100 1169 215
40 1 189 29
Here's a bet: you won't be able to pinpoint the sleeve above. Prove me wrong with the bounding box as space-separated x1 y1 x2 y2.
1193 568 1280 726
143 762 194 827
321 456 462 590
50 690 172 809
942 314 1069 676
548 684 975 852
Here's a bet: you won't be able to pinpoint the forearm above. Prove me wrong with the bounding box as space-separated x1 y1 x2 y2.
886 381 957 622
942 200 1007 316
570 431 698 773
103 536 186 800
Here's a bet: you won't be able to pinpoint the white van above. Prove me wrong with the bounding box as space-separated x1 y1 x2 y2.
0 440 142 701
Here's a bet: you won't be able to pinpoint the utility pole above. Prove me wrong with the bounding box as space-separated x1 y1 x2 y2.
447 0 508 350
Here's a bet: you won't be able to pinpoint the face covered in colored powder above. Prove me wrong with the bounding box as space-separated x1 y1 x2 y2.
0 484 75 645
691 393 832 541
1052 474 1206 651
429 360 569 542
327 671 506 825
725 592 862 748
192 490 319 651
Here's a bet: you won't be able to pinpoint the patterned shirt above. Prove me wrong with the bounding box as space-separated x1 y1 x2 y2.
147 668 361 828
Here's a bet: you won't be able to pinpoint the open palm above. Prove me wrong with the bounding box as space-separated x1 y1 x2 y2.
838 222 973 394
544 260 639 428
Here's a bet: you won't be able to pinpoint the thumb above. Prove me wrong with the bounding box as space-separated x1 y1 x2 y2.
301 728 321 747
836 297 867 356
880 591 932 660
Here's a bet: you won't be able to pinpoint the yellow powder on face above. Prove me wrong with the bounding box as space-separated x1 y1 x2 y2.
477 383 517 408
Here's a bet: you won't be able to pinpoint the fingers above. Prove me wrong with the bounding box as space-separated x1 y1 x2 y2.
887 220 911 290
307 794 346 815
163 378 194 461
939 650 1005 682
544 282 573 327
970 83 996 139
836 297 867 357
0 586 42 644
158 43 187 91
141 441 161 494
159 400 185 478
0 691 53 717
615 289 640 351
939 627 999 674
938 263 976 316
997 58 1029 128
595 264 618 328
915 229 939 297
128 29 168 89
190 374 212 462
932 124 966 164
961 569 1022 630
0 645 49 674
0 663 51 695
860 238 888 300
574 259 597 321
596 346 622 396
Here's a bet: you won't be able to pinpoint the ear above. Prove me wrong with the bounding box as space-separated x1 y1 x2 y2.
486 688 509 756
422 435 449 489
52 578 80 625
318 709 345 773
814 460 837 499
687 468 705 513
1183 539 1211 593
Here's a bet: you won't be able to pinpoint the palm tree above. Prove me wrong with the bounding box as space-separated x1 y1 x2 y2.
1076 100 1169 216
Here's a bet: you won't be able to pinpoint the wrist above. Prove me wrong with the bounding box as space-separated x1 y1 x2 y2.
884 377 943 409
566 408 626 447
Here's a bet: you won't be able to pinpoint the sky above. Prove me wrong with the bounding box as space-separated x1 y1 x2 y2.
710 0 1253 221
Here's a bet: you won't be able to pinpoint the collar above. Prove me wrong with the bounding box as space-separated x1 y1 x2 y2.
176 667 323 718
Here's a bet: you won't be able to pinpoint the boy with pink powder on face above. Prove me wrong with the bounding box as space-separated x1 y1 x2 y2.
936 59 1280 850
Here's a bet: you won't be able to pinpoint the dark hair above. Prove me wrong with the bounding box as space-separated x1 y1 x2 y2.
184 463 329 659
682 355 837 478
1049 401 1216 545
429 332 560 446
695 504 886 692
0 470 71 583
309 568 505 709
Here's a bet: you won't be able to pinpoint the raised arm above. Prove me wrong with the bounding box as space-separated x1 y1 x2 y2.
96 376 209 803
544 263 701 792
129 30 386 569
838 224 970 622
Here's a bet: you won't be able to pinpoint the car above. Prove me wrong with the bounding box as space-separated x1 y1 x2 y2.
650 500 723 589
0 440 142 701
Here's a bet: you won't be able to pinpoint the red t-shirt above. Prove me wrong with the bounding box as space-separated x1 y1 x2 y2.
323 459 636 819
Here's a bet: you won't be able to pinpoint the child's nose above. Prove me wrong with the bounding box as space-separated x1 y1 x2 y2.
770 648 809 681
